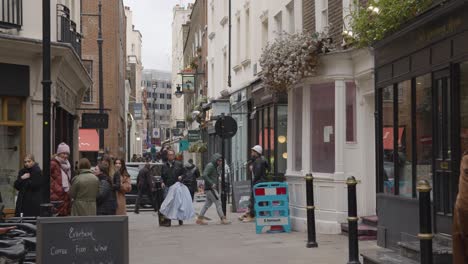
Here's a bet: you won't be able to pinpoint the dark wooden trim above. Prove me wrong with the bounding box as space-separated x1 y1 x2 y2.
393 83 399 195
411 78 417 198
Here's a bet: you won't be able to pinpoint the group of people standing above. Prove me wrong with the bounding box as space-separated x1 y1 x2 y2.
14 142 132 217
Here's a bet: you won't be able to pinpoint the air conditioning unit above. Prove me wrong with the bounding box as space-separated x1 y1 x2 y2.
253 63 258 75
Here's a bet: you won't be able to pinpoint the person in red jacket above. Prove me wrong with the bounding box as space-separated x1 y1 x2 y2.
50 142 72 216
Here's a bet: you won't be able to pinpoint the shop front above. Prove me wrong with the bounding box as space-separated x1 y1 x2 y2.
250 84 288 178
374 0 468 247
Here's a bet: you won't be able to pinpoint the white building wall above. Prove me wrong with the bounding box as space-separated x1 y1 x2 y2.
125 6 144 158
171 5 192 127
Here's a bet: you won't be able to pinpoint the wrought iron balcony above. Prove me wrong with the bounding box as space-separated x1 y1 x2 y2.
0 0 22 29
57 4 82 57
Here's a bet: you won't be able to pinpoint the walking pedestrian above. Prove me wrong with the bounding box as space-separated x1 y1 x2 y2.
50 142 72 216
134 161 154 214
453 152 468 263
183 159 200 201
242 145 269 223
196 153 231 225
70 158 99 216
114 158 132 215
94 163 116 215
161 149 186 226
14 154 41 217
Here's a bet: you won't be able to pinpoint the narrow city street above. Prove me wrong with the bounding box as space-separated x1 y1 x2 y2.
128 203 379 264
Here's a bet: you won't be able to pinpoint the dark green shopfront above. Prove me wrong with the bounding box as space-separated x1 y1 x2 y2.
374 0 468 250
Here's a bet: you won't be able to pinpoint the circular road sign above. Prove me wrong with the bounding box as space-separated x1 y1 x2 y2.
215 116 238 139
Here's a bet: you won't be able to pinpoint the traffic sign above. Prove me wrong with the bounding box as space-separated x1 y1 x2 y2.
81 113 108 129
188 130 201 142
215 116 238 139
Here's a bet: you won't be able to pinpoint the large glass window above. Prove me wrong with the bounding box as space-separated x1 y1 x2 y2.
346 81 357 143
311 83 335 173
277 106 287 174
293 88 303 171
398 80 413 197
460 62 468 155
416 74 433 188
382 85 394 194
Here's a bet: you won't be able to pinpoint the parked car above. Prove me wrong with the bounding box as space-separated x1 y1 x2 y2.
125 162 164 207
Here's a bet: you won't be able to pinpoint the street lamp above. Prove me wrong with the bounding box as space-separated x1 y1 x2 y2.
175 84 183 98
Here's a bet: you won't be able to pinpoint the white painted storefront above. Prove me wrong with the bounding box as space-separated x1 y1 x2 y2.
287 49 376 234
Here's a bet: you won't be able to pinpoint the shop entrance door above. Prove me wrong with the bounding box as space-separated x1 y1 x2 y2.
433 69 457 234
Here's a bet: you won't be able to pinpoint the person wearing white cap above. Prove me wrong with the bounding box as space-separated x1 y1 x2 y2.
241 145 269 223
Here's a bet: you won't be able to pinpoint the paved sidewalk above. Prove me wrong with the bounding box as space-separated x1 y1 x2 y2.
129 202 379 264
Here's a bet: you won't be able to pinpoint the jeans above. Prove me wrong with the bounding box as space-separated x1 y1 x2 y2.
199 190 224 219
134 188 154 213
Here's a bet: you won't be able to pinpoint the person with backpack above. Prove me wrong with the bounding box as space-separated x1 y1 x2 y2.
242 145 270 223
183 159 200 201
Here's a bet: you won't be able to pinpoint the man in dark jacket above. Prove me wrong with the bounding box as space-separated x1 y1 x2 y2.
243 145 269 222
160 149 186 226
183 159 200 200
134 162 153 214
196 153 231 225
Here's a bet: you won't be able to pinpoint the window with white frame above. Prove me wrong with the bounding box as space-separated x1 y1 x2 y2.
262 20 269 49
245 9 250 59
236 16 241 64
321 0 329 31
287 1 295 33
274 11 283 35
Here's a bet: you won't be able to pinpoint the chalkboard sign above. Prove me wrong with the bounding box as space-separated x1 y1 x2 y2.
37 216 129 264
232 180 252 213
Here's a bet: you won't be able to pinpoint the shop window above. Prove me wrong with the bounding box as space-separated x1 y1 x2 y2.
310 83 335 173
293 88 303 171
416 74 433 192
397 80 413 197
7 98 22 122
460 62 468 155
346 81 357 143
277 105 288 174
382 85 394 194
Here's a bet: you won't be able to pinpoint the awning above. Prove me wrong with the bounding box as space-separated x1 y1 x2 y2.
79 129 99 152
383 127 404 150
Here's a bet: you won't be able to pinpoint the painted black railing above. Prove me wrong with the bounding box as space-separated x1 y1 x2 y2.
0 0 22 29
56 4 81 57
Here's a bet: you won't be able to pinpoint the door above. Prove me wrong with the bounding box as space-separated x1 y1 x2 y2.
433 69 456 234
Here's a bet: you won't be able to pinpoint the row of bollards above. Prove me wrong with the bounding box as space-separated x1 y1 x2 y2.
304 175 433 264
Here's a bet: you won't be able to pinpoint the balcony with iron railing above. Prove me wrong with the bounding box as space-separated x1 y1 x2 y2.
57 4 81 57
0 0 22 29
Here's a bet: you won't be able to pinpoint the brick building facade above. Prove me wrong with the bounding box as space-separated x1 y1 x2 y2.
80 0 127 159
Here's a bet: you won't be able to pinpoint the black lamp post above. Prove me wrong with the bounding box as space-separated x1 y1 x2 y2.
41 0 52 216
174 84 184 98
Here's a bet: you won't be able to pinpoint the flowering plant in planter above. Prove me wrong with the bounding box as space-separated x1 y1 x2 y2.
259 32 326 93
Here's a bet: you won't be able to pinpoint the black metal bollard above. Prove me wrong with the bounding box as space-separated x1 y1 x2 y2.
305 173 318 248
346 176 360 264
417 180 433 264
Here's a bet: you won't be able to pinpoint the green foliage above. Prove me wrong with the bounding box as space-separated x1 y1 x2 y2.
348 0 432 47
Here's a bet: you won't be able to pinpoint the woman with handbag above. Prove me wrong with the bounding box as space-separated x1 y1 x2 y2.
113 158 132 215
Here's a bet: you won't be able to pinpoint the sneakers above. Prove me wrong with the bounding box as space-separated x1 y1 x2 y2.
196 217 208 225
238 212 249 221
242 216 255 223
220 218 231 225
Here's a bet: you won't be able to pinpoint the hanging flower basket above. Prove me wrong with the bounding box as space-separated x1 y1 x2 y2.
259 32 323 93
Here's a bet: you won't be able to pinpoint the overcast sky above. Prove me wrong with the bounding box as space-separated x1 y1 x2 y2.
123 0 194 72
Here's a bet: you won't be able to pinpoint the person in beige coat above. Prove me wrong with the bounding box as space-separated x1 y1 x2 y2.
70 158 99 216
113 158 132 215
453 152 468 263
